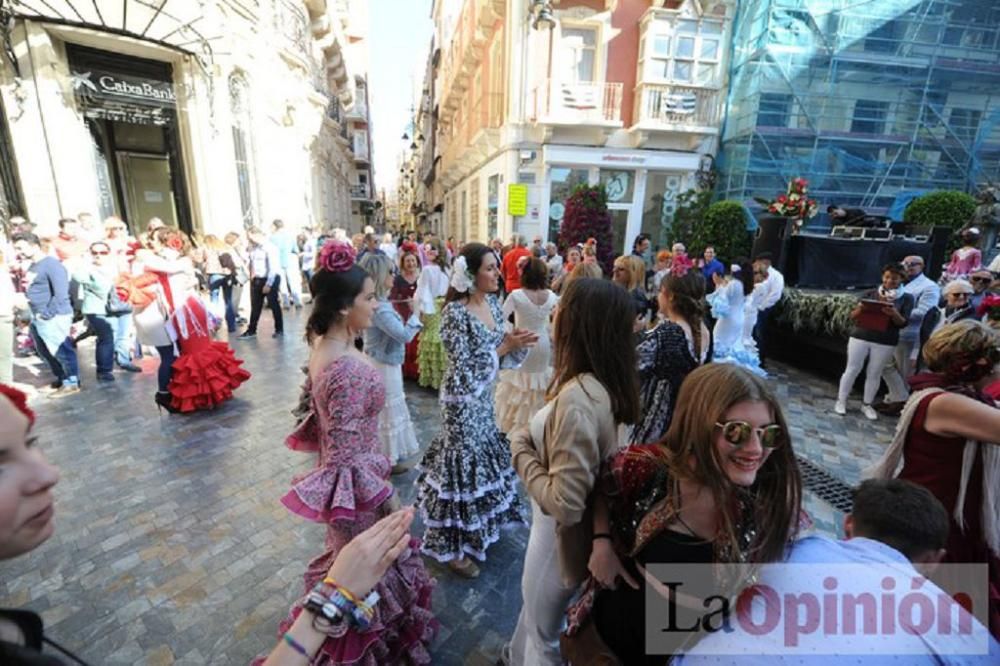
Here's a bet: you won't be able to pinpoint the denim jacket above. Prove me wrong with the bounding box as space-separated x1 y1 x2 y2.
364 300 422 365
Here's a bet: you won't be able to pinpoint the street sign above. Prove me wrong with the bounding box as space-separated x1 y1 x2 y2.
508 184 528 216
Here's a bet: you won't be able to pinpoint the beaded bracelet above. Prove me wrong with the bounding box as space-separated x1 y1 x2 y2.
306 579 381 631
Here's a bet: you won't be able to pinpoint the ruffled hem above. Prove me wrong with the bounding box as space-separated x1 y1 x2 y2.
378 417 421 464
712 347 767 377
495 370 550 433
281 455 393 523
167 341 250 412
286 412 321 452
258 538 438 665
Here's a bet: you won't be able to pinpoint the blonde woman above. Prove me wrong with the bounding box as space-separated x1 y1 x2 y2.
612 255 651 319
560 262 603 295
359 253 422 470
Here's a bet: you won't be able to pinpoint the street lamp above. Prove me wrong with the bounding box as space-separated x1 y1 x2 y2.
530 1 556 30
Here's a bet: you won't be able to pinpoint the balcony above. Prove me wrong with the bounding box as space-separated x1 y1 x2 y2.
629 83 722 149
350 184 370 200
352 133 370 163
438 0 505 121
530 80 624 140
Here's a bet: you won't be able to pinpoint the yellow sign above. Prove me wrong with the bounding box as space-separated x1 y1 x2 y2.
508 184 528 216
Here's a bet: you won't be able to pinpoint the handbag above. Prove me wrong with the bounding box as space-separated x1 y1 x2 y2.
105 286 133 316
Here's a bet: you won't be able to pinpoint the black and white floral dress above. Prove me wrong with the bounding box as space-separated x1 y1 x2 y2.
416 295 528 562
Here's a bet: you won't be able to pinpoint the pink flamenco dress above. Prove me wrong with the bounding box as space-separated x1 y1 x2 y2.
261 355 437 665
166 295 251 412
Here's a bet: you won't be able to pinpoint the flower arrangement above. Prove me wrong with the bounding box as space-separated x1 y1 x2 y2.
558 185 615 275
977 293 1000 322
755 177 818 221
318 240 356 273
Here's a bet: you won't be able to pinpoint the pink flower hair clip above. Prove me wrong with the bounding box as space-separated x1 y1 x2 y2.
318 240 356 273
670 254 694 278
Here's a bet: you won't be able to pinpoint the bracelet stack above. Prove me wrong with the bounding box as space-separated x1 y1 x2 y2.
304 577 381 632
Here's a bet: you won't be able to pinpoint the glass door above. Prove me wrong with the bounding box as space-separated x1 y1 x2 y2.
609 206 633 256
117 153 179 232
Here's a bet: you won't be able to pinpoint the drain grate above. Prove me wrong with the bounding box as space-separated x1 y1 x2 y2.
796 455 855 513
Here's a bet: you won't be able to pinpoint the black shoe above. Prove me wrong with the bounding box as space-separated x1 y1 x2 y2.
97 373 115 382
272 331 284 338
154 391 180 414
117 362 142 373
238 331 257 339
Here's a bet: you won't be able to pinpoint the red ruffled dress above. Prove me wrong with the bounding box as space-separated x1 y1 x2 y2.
390 274 420 380
166 295 251 412
263 355 437 665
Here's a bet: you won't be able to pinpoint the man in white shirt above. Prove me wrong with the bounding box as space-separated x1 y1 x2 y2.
239 227 284 339
752 252 784 364
673 479 998 665
878 255 940 412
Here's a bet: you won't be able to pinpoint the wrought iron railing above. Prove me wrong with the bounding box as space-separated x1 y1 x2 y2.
531 80 623 124
633 84 721 128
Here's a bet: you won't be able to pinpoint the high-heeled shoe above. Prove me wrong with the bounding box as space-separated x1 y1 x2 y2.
154 391 180 414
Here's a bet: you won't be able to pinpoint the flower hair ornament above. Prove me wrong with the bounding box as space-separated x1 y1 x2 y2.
318 240 356 273
730 263 742 273
450 255 475 293
0 383 34 426
166 236 184 252
400 241 420 255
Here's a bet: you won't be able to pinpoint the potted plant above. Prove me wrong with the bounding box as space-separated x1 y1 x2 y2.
754 177 819 235
558 184 615 275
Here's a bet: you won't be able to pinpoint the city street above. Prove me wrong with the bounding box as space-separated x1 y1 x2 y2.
0 309 895 665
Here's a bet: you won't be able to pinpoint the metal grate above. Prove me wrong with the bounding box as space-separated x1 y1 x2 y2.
796 455 855 513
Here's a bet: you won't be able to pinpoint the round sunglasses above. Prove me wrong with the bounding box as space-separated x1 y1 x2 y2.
715 421 784 449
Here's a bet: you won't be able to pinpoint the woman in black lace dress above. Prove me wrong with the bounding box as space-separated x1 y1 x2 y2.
629 267 711 445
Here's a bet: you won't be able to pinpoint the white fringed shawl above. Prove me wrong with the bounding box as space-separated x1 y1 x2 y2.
869 387 1000 558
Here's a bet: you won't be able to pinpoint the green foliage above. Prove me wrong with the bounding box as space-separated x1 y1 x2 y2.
774 289 857 339
669 189 712 249
558 184 614 274
903 190 977 252
689 201 752 263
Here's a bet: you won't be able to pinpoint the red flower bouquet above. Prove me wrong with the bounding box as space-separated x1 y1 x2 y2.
755 177 819 221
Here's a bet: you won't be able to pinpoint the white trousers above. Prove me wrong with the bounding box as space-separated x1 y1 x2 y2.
881 338 916 403
837 337 896 405
510 501 577 666
279 267 303 306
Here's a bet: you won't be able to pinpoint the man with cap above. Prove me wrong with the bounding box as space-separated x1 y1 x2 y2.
912 278 977 372
877 255 940 413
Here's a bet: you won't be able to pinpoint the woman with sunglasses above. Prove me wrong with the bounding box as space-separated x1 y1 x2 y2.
871 320 1000 639
415 238 450 390
564 363 802 665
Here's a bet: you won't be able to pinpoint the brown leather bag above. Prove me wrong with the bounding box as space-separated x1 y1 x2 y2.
559 617 622 666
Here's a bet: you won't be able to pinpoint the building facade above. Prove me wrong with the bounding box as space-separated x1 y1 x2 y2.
413 0 734 253
0 0 371 238
717 0 1000 214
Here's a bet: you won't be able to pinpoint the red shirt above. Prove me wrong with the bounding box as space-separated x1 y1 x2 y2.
52 233 87 262
501 247 531 292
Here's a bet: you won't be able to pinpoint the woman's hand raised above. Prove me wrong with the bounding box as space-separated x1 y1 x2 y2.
325 507 415 599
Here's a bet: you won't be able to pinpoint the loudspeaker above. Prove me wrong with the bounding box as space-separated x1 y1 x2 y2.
752 215 795 272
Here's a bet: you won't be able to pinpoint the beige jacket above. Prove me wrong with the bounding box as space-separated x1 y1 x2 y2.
510 373 620 586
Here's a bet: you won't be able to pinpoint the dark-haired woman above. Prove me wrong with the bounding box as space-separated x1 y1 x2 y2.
260 240 436 664
391 243 422 380
706 259 764 376
566 364 802 664
506 278 640 665
629 266 710 446
834 263 914 420
416 243 538 578
495 257 558 433
416 238 450 389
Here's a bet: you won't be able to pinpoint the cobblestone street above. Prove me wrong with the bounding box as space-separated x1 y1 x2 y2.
1 309 896 665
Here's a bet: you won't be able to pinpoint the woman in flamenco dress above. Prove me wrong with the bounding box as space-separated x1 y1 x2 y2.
415 239 451 390
258 240 437 665
391 243 422 381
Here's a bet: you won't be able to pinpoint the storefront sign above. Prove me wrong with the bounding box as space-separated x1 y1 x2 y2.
508 184 528 216
602 154 647 164
72 70 176 108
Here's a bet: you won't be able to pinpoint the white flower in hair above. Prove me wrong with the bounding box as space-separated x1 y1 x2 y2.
450 256 475 293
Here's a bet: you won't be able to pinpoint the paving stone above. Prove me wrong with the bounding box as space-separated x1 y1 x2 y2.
0 309 891 663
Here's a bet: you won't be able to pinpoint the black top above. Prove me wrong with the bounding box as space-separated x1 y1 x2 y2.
593 530 715 666
0 610 64 665
849 288 914 346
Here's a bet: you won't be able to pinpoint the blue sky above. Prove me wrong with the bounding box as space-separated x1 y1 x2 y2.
368 0 434 193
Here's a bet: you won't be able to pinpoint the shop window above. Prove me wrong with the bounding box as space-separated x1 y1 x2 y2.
487 175 499 241
229 73 257 227
599 170 635 204
641 173 684 250
547 167 588 243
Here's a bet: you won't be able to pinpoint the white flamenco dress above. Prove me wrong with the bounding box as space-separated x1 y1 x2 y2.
494 289 558 433
707 278 766 376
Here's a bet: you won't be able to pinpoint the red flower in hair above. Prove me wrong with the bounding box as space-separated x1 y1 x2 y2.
319 240 356 273
585 238 597 247
166 236 184 251
0 383 34 426
977 294 1000 320
401 241 420 255
669 254 695 278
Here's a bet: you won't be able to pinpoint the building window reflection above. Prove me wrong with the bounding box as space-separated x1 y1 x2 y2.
229 73 257 228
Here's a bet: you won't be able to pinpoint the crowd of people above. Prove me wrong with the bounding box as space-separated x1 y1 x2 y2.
1 219 999 665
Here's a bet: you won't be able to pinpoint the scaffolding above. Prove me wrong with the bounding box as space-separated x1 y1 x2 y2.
717 0 1000 215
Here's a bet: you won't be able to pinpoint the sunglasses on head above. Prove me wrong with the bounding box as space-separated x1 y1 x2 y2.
715 421 784 449
971 276 991 283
